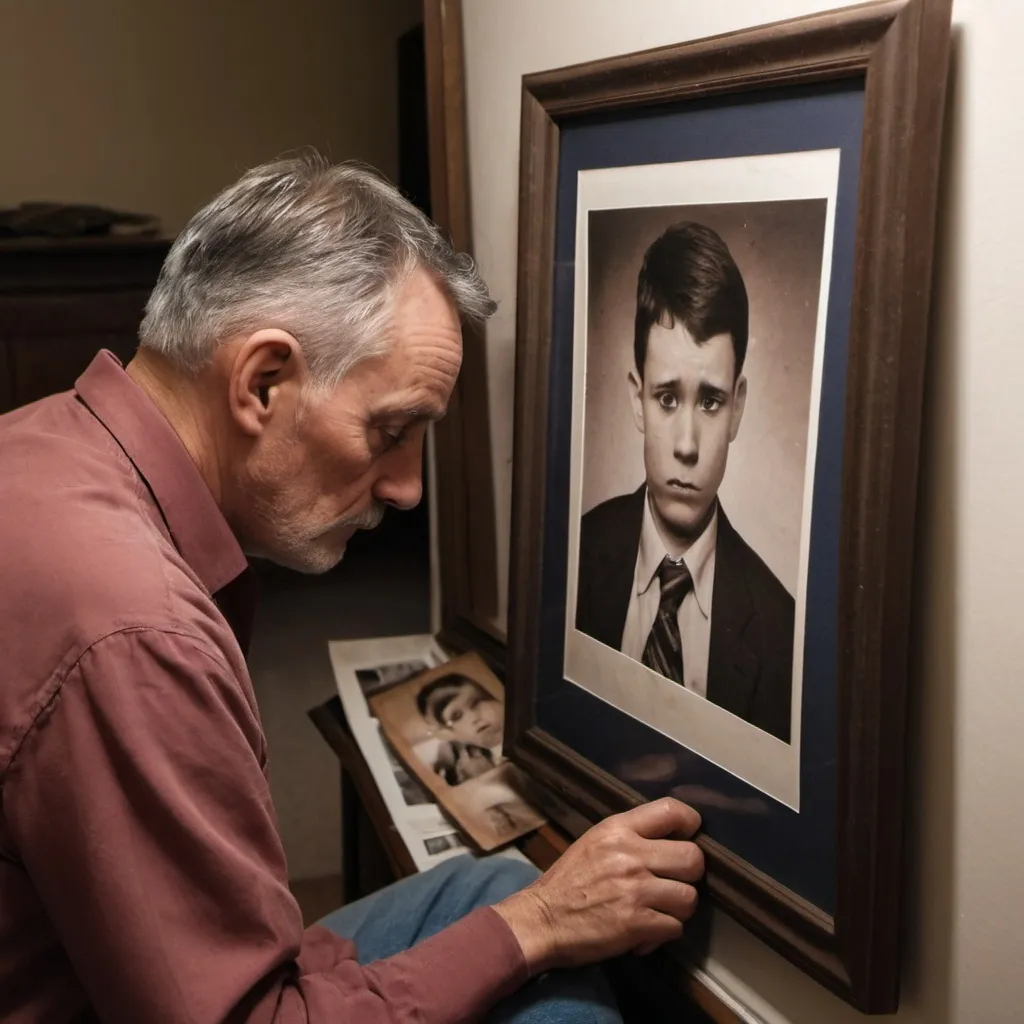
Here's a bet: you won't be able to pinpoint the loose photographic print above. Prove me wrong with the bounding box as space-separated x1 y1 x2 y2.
369 653 546 850
424 833 465 856
355 658 432 698
353 654 440 808
328 635 463 872
565 151 840 808
380 727 432 807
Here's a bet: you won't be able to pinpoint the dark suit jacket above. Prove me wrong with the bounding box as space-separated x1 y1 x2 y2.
575 486 794 743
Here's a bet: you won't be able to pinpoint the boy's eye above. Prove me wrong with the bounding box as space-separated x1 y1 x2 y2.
656 392 677 411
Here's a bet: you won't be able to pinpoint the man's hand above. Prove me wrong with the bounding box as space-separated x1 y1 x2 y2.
492 797 704 974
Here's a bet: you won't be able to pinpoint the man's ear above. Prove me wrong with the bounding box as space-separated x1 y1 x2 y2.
226 329 305 437
628 368 646 435
729 374 747 443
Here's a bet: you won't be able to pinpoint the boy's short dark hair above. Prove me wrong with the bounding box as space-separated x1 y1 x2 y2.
416 674 492 725
634 221 749 380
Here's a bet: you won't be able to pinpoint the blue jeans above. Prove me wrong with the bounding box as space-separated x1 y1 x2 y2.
318 854 621 1023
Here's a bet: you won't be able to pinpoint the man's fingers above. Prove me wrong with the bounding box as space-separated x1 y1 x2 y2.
643 837 705 883
617 797 702 840
633 909 685 956
645 878 700 923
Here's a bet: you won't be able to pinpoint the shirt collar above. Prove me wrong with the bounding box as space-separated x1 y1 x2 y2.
74 350 249 598
636 489 718 619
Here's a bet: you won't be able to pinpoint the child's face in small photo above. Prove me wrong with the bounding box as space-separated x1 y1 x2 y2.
433 681 502 748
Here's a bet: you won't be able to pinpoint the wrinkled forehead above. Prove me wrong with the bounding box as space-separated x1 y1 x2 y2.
375 331 463 418
391 270 464 368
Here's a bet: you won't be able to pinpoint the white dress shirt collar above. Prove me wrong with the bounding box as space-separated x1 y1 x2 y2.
635 490 718 620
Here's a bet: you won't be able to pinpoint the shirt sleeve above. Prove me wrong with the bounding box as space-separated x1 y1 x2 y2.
3 628 528 1023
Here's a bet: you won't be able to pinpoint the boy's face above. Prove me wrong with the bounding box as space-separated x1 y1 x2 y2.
432 682 502 748
629 322 746 545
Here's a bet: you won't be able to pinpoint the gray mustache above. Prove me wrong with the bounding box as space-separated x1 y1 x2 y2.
345 503 386 531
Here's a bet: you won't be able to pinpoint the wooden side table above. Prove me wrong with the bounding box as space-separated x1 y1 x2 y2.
309 695 739 1024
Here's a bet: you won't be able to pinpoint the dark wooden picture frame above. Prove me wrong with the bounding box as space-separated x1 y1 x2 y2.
422 0 506 663
505 0 952 1013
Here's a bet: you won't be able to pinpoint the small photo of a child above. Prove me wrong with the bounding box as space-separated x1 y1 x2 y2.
368 653 545 851
412 674 505 786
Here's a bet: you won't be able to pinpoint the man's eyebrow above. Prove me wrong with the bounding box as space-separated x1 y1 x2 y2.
698 382 729 399
372 403 447 423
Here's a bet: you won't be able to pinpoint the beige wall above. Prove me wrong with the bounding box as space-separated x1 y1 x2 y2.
0 0 422 235
463 0 1024 1020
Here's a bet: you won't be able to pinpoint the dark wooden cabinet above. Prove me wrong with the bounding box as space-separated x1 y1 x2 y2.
0 237 171 413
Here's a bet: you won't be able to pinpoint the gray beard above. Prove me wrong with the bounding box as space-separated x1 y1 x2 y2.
244 501 387 574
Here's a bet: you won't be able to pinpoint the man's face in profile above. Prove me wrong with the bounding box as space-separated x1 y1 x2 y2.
629 322 746 546
234 268 462 574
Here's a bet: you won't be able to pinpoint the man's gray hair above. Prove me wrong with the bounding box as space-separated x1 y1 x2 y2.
139 151 495 388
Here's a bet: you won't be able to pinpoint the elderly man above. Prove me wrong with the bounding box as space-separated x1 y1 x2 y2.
0 155 704 1023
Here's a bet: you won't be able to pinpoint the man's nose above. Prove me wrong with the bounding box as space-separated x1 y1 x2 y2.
673 408 699 464
374 439 424 511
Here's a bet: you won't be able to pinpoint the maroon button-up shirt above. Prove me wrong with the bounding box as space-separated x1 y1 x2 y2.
0 352 526 1023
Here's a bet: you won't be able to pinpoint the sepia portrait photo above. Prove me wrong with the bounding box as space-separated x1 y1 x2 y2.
368 653 545 849
564 150 841 808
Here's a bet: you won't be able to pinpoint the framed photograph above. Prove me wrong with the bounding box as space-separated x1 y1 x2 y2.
505 0 952 1013
370 653 546 851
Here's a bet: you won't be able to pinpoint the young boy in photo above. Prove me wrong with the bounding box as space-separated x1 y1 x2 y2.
415 675 504 785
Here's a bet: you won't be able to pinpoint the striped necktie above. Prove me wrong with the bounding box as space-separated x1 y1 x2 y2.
641 556 693 684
